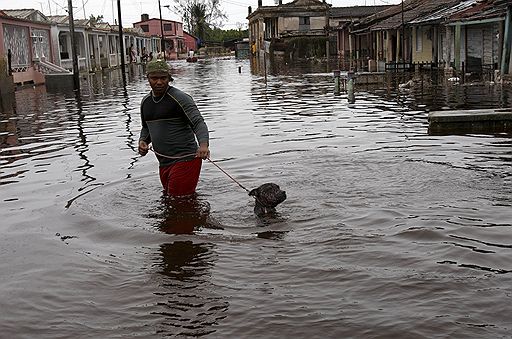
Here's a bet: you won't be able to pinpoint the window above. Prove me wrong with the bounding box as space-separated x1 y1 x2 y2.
140 24 149 32
299 17 310 25
299 17 310 31
164 23 172 31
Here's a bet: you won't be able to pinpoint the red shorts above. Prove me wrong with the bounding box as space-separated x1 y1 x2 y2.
159 157 202 196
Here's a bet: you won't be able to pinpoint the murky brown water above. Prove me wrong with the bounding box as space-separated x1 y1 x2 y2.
1 58 512 338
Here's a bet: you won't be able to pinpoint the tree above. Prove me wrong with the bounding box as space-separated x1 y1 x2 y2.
172 0 226 42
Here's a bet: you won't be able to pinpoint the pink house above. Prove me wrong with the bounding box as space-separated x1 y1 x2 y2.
133 15 184 60
0 9 55 85
183 31 198 53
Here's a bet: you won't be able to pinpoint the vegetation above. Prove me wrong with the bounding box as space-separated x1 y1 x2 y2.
171 0 226 42
207 27 248 43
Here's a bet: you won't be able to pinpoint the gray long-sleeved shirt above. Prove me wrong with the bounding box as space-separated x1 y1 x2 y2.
139 86 209 167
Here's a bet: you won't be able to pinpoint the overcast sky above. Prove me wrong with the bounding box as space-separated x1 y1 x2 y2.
0 0 401 28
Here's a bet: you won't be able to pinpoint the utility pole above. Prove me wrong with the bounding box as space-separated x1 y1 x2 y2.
158 0 165 60
325 2 330 70
117 0 126 83
68 0 80 91
401 0 405 64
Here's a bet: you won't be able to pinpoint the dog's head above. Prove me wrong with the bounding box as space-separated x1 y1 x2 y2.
249 183 287 214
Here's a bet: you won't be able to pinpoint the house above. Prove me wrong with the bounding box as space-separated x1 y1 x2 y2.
247 0 331 60
0 9 54 85
47 15 91 72
350 0 464 72
345 0 511 80
133 14 184 60
330 5 392 70
48 14 157 72
183 31 198 54
122 26 156 63
442 0 511 78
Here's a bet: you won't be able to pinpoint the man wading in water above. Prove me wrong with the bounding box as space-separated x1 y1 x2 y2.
138 59 210 196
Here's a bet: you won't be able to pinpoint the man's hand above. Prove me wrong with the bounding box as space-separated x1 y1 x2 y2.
196 142 210 160
138 140 149 156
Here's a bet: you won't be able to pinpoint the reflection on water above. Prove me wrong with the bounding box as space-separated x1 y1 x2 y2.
1 57 512 338
151 195 218 234
152 240 228 337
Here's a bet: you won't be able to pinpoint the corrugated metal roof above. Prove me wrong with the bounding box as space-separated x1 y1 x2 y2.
3 9 37 19
47 15 90 27
368 0 461 30
447 0 508 23
2 8 49 22
408 0 478 24
47 15 69 24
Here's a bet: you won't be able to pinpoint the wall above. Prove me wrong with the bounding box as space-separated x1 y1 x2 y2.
412 25 433 63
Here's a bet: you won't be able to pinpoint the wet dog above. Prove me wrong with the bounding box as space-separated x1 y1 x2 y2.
248 183 287 216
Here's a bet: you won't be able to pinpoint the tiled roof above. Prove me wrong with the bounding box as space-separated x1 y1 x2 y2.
330 5 393 19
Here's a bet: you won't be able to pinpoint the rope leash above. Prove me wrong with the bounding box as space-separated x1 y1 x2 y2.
149 146 196 160
206 157 250 193
147 146 250 193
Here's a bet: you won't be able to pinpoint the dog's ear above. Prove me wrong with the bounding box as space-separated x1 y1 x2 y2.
248 188 257 196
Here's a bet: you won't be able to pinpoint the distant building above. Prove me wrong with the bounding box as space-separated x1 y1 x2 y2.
133 14 184 60
183 31 198 53
248 0 331 60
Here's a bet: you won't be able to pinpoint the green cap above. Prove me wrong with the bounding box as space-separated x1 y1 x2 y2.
146 59 171 75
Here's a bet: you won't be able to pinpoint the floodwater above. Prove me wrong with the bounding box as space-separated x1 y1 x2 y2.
1 58 511 338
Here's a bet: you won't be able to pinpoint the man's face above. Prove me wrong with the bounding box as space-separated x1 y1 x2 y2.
148 72 170 96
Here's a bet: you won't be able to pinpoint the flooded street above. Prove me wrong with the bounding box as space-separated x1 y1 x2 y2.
1 57 511 338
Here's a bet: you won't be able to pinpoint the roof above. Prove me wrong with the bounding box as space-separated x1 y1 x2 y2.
47 15 91 27
282 0 327 7
330 5 393 19
365 0 462 31
446 0 509 23
408 0 478 25
248 0 329 20
1 8 49 22
132 18 181 25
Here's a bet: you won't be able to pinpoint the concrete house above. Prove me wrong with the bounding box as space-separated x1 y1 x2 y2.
183 31 198 54
351 0 463 72
48 15 90 72
48 15 153 72
247 0 331 60
330 5 392 70
442 0 512 78
345 0 511 79
0 9 54 85
133 15 184 60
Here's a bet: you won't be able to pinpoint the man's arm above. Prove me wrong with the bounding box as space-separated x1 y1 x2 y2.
139 97 151 156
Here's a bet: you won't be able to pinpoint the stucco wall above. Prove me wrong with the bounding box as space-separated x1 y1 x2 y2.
412 26 433 63
280 17 299 31
310 17 325 30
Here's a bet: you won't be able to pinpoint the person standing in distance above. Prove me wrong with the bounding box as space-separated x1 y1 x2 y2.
138 59 210 196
